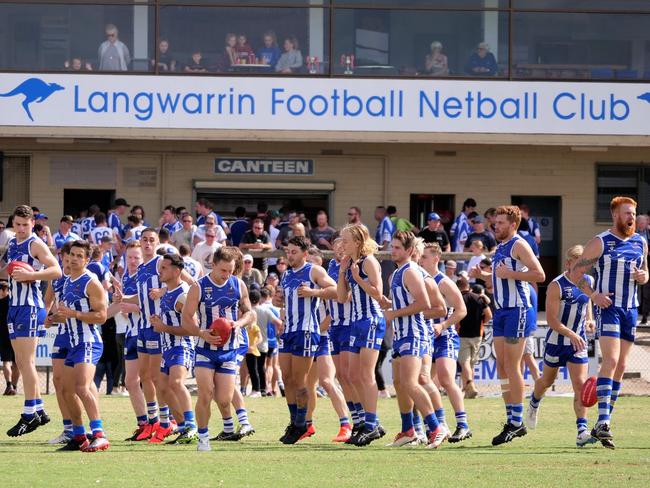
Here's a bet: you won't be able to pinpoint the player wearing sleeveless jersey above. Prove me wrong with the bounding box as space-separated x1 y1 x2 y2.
526 245 598 447
570 196 647 448
53 240 109 452
88 213 115 246
182 246 255 452
150 254 197 444
123 215 146 243
278 236 337 445
419 242 471 443
337 224 386 445
3 205 62 437
79 205 99 240
490 206 545 446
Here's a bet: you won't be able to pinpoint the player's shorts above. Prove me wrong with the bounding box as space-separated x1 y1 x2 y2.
392 335 427 359
267 346 278 357
595 306 637 342
51 332 71 360
7 306 47 339
161 346 195 375
315 334 332 358
329 325 352 355
137 327 162 355
236 344 248 367
433 329 460 361
279 331 320 357
492 307 536 338
64 341 103 368
124 335 138 360
194 346 238 375
268 339 278 351
543 342 588 368
349 316 386 353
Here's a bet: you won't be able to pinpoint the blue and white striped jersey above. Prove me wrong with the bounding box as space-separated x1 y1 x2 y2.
327 259 351 327
431 271 454 335
53 231 80 250
451 213 472 252
390 261 427 342
375 216 395 247
492 234 532 309
595 230 646 309
136 255 162 326
547 274 592 346
282 262 320 334
6 235 44 308
182 256 202 280
163 221 182 234
62 271 102 346
122 270 141 338
52 273 68 335
346 256 381 323
79 216 96 239
107 212 123 238
159 282 193 351
196 274 241 351
89 226 113 244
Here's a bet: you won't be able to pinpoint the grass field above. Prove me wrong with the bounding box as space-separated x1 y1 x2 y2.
0 394 648 488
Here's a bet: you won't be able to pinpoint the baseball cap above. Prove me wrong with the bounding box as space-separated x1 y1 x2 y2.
60 215 74 223
472 215 484 223
243 254 254 262
35 213 48 220
114 198 130 207
268 210 280 219
427 212 441 221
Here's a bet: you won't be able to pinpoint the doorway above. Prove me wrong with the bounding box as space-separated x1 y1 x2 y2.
409 193 455 234
511 195 562 311
64 189 115 218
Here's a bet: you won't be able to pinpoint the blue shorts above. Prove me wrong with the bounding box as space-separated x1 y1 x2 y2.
137 327 162 355
543 342 588 368
392 335 427 359
51 332 71 360
596 306 637 342
349 316 386 353
124 335 138 360
329 326 353 355
161 346 195 375
268 339 278 351
433 330 460 361
315 334 332 358
280 331 320 357
7 306 47 339
267 346 278 357
236 344 248 367
493 307 536 338
64 342 103 368
194 347 238 375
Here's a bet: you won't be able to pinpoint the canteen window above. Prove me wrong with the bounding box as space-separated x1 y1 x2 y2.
595 164 647 222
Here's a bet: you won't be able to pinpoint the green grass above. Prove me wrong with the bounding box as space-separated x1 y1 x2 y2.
0 395 649 488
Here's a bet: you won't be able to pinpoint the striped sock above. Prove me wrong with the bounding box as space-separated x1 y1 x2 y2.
223 417 234 434
355 403 365 423
339 417 350 427
610 380 621 415
23 399 37 419
159 405 170 428
530 393 541 409
89 419 104 436
306 419 313 428
177 421 185 431
288 404 297 423
455 411 469 429
198 427 209 440
435 408 446 426
347 402 359 426
184 410 196 429
295 407 307 427
236 408 250 427
424 413 440 433
35 398 44 413
365 412 377 430
413 411 424 434
147 402 158 424
596 377 613 425
136 414 147 426
506 403 513 423
511 404 524 427
63 419 73 433
401 411 414 432
576 417 588 435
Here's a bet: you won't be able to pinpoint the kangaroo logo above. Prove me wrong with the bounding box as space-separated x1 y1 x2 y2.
638 92 650 105
0 77 64 122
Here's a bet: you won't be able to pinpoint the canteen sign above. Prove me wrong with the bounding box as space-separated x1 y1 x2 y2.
1 73 650 135
215 158 314 176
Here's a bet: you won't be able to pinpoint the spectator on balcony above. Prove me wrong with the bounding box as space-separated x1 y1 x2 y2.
236 34 256 63
64 57 93 71
224 33 238 67
275 36 303 73
423 41 449 76
184 50 208 73
98 24 131 71
151 39 176 72
464 42 498 77
258 31 281 70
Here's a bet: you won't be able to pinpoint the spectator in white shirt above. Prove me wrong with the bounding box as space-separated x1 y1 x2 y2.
191 229 222 274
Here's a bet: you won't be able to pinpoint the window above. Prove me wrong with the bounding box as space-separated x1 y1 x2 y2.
512 1 650 11
595 164 649 221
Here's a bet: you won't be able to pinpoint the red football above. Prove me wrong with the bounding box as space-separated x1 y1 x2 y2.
7 261 35 282
581 375 598 408
209 317 232 345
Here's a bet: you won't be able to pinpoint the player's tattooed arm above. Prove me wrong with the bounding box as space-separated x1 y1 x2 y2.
236 279 256 329
575 276 595 296
505 337 521 344
573 256 599 270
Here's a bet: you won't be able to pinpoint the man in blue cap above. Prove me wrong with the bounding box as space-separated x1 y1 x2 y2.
417 212 450 252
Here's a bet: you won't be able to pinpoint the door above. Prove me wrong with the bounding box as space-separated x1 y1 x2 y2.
64 189 115 218
409 193 455 234
511 195 562 311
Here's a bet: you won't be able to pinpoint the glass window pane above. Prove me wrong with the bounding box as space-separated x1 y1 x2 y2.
160 1 321 5
0 3 154 72
332 1 508 7
513 1 650 11
512 12 650 80
332 9 508 77
160 6 328 75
